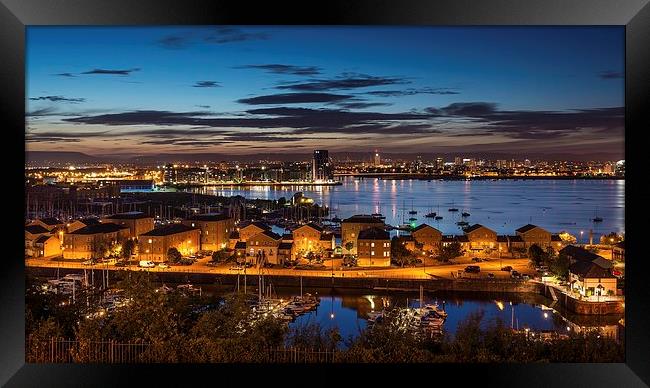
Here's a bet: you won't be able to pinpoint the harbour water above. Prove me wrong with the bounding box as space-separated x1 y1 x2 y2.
194 285 623 345
190 177 625 240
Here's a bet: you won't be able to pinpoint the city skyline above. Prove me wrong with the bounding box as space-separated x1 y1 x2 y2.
27 26 624 158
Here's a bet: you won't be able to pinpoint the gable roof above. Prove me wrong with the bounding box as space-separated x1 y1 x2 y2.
25 225 50 235
516 224 540 233
463 224 493 234
105 212 152 220
38 217 63 226
569 260 615 278
358 227 390 240
185 213 231 222
293 222 323 233
141 223 197 236
412 224 441 233
560 245 603 262
34 235 56 244
342 215 384 224
77 218 101 226
70 223 130 235
239 221 271 231
497 235 509 243
250 230 282 241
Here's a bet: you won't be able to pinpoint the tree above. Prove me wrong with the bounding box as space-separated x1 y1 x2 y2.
438 242 463 263
344 241 354 253
558 231 577 244
600 232 623 245
91 240 109 260
211 249 230 263
342 255 357 267
167 247 182 264
549 252 570 279
121 239 136 260
528 244 545 267
391 236 415 267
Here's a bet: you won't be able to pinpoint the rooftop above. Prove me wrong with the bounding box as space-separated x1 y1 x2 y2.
239 221 271 231
141 223 197 236
34 235 56 244
516 224 541 233
259 230 282 241
185 213 232 222
560 245 604 262
38 217 63 226
463 224 492 234
358 227 390 240
105 212 152 220
412 224 440 233
70 223 129 235
293 222 323 232
569 260 615 278
342 215 384 224
25 225 50 235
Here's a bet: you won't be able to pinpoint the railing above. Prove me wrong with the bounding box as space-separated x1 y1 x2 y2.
26 338 341 363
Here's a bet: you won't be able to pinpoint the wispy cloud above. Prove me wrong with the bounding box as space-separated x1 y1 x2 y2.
29 95 86 103
204 27 269 44
52 72 76 77
237 93 353 105
81 68 141 76
192 81 220 88
235 64 321 76
367 87 460 97
276 73 409 92
598 70 623 79
158 27 269 49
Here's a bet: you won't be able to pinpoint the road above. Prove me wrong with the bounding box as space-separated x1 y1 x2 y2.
26 256 536 280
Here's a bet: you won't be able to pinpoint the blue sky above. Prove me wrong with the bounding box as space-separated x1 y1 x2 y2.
26 26 624 157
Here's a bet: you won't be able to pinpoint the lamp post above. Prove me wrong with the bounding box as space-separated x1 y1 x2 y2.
148 238 153 262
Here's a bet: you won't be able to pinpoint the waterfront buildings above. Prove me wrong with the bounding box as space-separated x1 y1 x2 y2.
62 223 130 260
237 221 272 242
247 230 283 265
182 213 234 251
32 234 60 258
291 223 335 257
373 152 381 166
515 224 554 249
312 150 333 182
25 224 58 257
139 224 200 262
103 212 154 239
28 217 64 233
463 224 498 252
66 217 100 233
356 227 391 267
564 246 618 297
341 215 385 255
411 224 443 254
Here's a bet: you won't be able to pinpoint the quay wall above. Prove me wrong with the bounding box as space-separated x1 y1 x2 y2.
540 284 624 315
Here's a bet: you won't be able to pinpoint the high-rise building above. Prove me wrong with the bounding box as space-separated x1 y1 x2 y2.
312 150 333 182
163 164 177 183
435 157 444 169
454 156 463 165
524 159 531 167
373 152 381 166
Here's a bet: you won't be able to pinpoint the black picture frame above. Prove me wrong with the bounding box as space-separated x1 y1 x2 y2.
2 0 649 386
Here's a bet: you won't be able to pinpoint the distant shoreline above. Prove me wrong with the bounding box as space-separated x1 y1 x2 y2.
334 175 624 181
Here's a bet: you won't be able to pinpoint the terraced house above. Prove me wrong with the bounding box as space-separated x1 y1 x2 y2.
247 230 283 265
463 224 497 253
411 224 443 254
356 227 391 267
291 223 336 258
341 215 385 255
182 213 234 252
139 224 200 262
103 211 155 239
62 223 130 260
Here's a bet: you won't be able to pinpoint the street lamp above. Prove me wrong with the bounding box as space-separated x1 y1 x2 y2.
148 239 153 262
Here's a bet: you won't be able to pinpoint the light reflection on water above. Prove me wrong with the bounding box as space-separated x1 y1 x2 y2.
190 177 624 240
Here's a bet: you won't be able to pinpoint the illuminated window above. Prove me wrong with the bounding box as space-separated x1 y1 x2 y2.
371 251 375 256
371 242 375 247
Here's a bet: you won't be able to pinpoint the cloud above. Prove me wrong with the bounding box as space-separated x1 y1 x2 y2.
334 102 392 109
276 73 409 92
367 87 460 97
237 93 354 105
26 107 59 117
193 81 220 88
430 102 623 139
204 27 269 44
81 68 141 76
29 95 86 103
158 34 192 49
195 105 211 109
53 72 76 77
235 64 321 76
598 70 623 79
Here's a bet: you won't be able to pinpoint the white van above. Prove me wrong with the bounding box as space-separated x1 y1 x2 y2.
139 260 155 268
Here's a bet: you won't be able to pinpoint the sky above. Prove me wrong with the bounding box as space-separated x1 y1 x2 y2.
26 26 624 158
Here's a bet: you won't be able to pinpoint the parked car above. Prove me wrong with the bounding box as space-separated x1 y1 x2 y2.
487 273 495 278
229 266 243 271
472 257 482 263
158 263 170 269
612 269 623 278
139 260 155 268
511 270 521 279
522 274 530 281
82 259 96 266
501 266 513 272
464 265 480 274
114 261 128 267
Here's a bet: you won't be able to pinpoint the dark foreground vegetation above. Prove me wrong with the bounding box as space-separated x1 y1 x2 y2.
26 272 624 363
